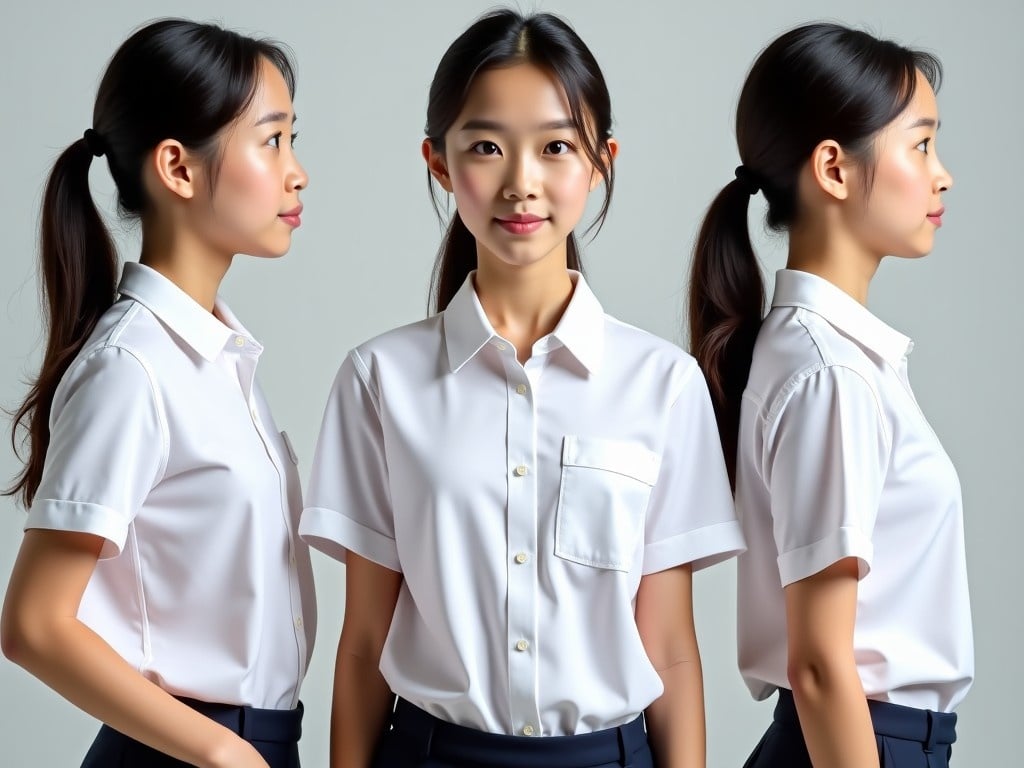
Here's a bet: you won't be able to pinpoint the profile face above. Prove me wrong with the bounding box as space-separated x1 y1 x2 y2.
851 69 953 260
428 63 604 272
197 56 308 260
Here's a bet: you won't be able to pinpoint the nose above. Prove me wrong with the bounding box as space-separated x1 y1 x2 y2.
934 154 952 193
287 154 308 192
502 151 539 200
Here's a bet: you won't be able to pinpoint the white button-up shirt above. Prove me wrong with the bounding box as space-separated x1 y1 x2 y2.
736 269 974 712
301 272 743 736
26 262 315 709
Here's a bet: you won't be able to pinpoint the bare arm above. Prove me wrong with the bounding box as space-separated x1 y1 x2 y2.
784 557 878 768
1 529 267 768
636 563 704 768
332 551 403 768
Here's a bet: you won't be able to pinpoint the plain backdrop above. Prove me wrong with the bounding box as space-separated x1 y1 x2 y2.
1 1 1020 765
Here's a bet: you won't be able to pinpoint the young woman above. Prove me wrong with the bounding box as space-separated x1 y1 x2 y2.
1 19 313 768
300 9 743 768
688 22 973 768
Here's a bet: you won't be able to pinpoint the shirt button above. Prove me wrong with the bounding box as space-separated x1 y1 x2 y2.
294 616 303 628
515 639 529 652
515 383 528 395
495 342 507 351
513 465 528 477
514 552 528 565
234 336 245 347
522 725 535 736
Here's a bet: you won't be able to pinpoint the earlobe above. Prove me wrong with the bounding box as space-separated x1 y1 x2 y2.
422 139 453 193
151 140 196 201
810 140 849 201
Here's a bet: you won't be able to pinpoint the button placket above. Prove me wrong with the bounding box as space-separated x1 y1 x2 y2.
503 353 541 734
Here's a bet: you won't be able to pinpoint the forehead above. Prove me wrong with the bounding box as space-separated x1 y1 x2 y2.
456 63 572 126
898 69 939 125
246 57 293 118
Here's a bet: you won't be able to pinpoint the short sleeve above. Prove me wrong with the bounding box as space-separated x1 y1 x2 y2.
299 351 399 571
642 363 746 575
765 365 889 586
28 345 167 557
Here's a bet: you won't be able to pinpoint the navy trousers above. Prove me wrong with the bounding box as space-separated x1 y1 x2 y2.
80 697 303 768
371 698 654 768
743 688 957 768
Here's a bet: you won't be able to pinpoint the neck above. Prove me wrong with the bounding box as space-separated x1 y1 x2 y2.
787 220 881 305
474 247 575 364
139 219 233 313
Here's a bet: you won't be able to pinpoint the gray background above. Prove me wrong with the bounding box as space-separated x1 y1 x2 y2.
1 0 1019 765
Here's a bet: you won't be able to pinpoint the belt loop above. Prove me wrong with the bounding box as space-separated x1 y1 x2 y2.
617 723 633 768
923 710 937 754
238 706 248 740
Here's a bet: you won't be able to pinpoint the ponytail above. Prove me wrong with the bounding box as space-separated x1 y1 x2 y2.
688 176 765 489
6 137 118 507
4 19 298 509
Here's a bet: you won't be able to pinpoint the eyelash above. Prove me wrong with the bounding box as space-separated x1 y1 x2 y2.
916 138 931 154
268 132 299 149
471 141 500 156
468 140 575 156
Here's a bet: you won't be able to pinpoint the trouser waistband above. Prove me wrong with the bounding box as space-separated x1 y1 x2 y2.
388 698 648 768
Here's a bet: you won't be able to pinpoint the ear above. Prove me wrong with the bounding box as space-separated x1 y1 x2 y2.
809 139 850 201
149 139 199 200
588 137 619 191
422 138 453 193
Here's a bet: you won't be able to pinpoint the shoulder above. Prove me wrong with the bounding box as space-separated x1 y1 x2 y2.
747 306 880 410
603 315 700 389
351 315 443 366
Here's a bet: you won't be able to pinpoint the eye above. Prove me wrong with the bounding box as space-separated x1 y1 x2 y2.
290 132 299 148
545 140 572 155
916 138 931 154
470 141 501 156
267 132 283 149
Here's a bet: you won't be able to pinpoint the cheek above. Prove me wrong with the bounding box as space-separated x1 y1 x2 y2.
873 159 929 214
548 164 594 208
215 153 278 213
450 165 493 213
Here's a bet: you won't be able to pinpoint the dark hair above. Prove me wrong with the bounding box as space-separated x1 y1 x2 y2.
688 22 942 487
425 8 615 313
6 18 296 508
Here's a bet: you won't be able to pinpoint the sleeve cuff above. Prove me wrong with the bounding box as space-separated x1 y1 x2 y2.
299 506 401 572
777 525 873 586
643 519 747 575
25 499 130 558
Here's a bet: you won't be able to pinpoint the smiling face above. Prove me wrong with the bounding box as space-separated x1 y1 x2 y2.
848 69 953 259
425 63 611 273
193 56 308 260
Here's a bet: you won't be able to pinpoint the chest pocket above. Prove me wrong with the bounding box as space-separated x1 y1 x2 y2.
554 436 661 572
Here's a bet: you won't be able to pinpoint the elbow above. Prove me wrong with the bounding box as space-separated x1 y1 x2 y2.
786 649 856 707
0 601 51 669
0 606 29 666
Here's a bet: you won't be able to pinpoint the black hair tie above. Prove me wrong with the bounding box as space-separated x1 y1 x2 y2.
734 165 760 196
83 128 106 158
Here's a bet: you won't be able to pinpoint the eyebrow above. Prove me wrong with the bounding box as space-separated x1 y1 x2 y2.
459 118 576 132
907 117 940 130
254 111 296 127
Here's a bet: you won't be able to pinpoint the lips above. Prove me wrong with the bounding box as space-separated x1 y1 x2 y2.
279 204 303 228
926 206 945 227
495 213 547 235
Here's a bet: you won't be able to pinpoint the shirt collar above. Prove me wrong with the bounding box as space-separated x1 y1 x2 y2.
771 269 913 366
118 262 257 362
443 270 606 374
